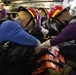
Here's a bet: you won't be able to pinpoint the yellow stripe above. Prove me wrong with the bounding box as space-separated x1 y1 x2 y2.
28 10 36 23
50 10 60 21
50 18 52 21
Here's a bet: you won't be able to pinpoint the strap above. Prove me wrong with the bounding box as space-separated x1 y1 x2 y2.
24 17 33 28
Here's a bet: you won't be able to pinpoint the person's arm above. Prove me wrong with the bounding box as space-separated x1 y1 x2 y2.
1 8 6 18
38 22 76 48
0 20 39 47
50 22 76 46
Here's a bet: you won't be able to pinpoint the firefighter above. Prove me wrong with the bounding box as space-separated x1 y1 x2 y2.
0 3 7 24
35 5 76 75
37 8 51 41
0 6 42 75
15 6 44 43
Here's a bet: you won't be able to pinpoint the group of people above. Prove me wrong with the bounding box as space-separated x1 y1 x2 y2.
0 3 76 75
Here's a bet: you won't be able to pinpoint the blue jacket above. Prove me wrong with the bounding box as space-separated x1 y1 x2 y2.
0 20 39 47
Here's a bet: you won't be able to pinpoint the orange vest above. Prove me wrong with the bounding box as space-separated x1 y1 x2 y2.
32 49 65 75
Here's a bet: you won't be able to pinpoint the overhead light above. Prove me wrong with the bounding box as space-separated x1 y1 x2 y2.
11 1 25 4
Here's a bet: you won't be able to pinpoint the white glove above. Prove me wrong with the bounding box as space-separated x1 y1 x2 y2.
35 39 51 53
39 39 51 48
41 26 49 35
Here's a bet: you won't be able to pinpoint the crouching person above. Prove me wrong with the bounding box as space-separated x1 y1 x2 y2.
0 7 41 75
15 6 44 43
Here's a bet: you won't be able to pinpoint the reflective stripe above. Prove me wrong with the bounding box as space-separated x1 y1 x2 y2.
50 10 60 21
28 10 36 23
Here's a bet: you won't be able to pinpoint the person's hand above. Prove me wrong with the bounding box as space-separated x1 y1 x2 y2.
34 39 51 53
40 39 51 48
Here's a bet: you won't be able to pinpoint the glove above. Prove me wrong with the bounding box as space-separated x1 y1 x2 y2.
41 26 49 35
40 39 51 48
35 39 51 53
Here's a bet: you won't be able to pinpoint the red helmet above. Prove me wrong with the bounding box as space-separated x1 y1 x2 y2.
18 6 38 24
49 5 63 22
27 8 38 24
27 8 41 30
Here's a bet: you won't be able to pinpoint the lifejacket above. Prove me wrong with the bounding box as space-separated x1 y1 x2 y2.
32 48 65 75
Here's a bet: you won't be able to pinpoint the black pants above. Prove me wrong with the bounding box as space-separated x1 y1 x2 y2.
59 45 76 62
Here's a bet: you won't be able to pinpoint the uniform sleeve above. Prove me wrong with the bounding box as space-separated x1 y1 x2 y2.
2 20 39 47
50 22 76 46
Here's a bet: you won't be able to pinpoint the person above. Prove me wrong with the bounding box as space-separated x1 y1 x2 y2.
0 6 41 75
35 5 76 75
37 8 51 41
37 7 59 40
14 6 44 43
0 3 7 25
0 20 39 46
0 3 6 19
37 5 76 61
0 19 40 55
37 8 49 29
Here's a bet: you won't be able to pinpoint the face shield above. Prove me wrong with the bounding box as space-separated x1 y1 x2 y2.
14 15 35 33
14 16 22 25
41 15 49 29
50 19 65 33
41 16 48 24
24 17 35 33
50 7 70 32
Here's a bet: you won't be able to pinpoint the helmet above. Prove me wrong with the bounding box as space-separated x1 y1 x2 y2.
38 8 49 28
17 6 41 30
38 8 49 16
27 8 41 31
49 5 63 22
27 8 38 24
18 6 38 24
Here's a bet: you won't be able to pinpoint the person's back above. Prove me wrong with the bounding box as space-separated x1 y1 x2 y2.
0 20 40 75
0 20 38 46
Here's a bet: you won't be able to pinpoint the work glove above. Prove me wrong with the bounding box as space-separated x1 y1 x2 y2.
40 39 51 48
41 26 49 35
35 39 51 53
